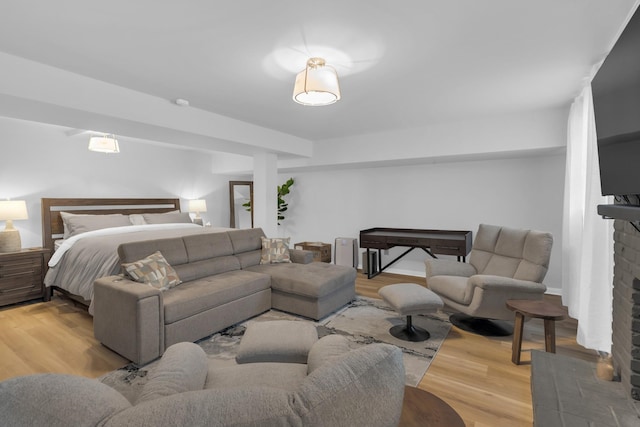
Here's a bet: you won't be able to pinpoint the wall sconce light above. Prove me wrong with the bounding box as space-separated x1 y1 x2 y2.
293 57 341 106
0 200 28 253
188 199 207 225
88 134 120 153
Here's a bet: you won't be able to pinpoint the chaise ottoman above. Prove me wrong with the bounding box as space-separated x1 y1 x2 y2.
245 262 357 320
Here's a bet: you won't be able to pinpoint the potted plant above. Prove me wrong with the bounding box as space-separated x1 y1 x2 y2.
242 177 295 225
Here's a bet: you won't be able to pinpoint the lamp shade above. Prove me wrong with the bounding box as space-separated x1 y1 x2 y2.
188 199 207 213
293 57 341 106
89 135 120 153
0 200 27 252
0 200 28 221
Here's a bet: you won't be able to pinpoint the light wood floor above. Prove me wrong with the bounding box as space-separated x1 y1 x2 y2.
0 272 596 426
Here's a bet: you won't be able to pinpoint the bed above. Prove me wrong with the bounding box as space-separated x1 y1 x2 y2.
41 197 230 311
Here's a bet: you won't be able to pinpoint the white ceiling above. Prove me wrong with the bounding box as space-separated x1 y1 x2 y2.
0 1 637 144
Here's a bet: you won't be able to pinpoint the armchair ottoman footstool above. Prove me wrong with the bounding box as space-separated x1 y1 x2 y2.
378 283 444 342
236 320 319 364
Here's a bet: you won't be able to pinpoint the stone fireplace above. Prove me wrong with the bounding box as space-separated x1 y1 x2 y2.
611 215 640 400
530 203 640 425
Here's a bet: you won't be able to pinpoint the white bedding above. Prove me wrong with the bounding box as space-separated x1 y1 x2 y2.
44 223 231 310
49 223 203 267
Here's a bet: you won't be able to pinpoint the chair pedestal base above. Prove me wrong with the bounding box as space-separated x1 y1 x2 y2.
449 313 513 336
390 315 431 342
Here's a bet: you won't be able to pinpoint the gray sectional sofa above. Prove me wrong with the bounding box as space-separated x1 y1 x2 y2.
93 228 356 365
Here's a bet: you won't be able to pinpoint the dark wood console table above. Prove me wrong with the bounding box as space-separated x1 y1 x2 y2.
360 227 472 279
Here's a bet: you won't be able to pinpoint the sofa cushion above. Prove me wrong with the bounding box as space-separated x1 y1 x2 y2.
246 262 356 298
236 320 318 364
118 237 189 266
105 387 301 427
205 362 308 391
182 232 234 262
0 374 131 427
469 224 552 282
260 237 292 264
307 335 351 374
162 270 271 324
236 249 262 269
137 342 208 404
122 251 182 291
228 227 265 253
173 256 241 283
294 343 405 427
427 275 473 305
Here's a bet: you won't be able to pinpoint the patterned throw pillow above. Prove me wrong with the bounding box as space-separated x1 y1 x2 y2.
260 237 292 264
122 251 182 290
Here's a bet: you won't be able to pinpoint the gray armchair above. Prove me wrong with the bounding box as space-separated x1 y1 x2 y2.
425 224 553 335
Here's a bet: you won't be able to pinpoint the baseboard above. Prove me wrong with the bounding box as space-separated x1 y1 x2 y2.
357 265 423 278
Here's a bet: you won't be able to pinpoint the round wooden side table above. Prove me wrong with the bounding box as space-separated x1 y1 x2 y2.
506 299 567 365
400 386 465 427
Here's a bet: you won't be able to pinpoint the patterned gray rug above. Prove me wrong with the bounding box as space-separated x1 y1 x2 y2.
100 296 450 400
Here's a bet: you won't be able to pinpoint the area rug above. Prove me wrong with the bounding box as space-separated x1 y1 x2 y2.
100 296 450 400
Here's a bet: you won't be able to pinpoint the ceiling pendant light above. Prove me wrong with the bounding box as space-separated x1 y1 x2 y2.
292 57 341 106
88 134 120 153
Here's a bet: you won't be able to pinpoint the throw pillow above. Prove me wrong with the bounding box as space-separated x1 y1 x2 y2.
122 251 182 290
260 237 292 264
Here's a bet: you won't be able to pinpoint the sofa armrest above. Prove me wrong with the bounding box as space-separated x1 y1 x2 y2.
0 374 131 427
425 258 476 279
290 249 314 264
93 275 165 365
469 275 547 294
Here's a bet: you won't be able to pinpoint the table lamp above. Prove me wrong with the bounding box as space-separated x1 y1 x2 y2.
188 199 207 226
0 200 28 253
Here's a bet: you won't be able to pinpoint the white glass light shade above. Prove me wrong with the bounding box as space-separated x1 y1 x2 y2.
88 135 120 153
293 58 341 106
0 200 28 221
188 199 207 214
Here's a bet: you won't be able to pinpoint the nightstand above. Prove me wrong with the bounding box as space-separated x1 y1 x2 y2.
0 248 50 307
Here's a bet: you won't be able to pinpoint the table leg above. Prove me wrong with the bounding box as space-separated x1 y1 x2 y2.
511 312 525 364
544 319 556 353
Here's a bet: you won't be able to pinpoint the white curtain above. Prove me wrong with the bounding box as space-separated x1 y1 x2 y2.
562 85 613 353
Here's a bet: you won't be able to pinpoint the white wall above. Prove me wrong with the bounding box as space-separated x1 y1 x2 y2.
278 152 566 294
0 112 568 295
0 117 230 248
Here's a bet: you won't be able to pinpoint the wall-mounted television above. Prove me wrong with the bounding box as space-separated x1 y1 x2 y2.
592 7 640 198
597 131 640 197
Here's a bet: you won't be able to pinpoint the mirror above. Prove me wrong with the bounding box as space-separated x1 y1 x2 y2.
229 181 253 228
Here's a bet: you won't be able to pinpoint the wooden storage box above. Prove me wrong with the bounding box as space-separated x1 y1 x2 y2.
294 242 332 263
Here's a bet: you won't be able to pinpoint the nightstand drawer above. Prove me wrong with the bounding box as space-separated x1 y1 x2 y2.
0 258 42 278
0 275 42 301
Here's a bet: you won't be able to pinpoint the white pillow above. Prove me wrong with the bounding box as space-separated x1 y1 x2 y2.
128 214 147 226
